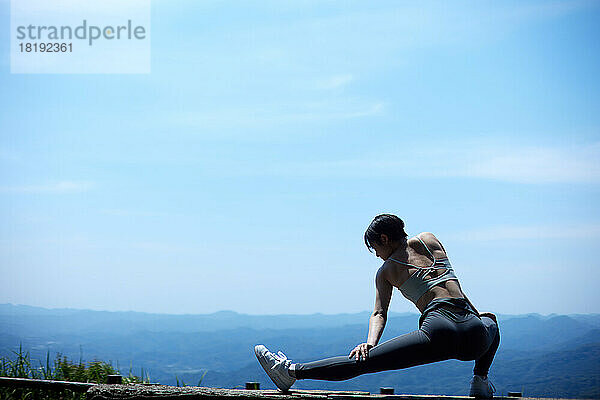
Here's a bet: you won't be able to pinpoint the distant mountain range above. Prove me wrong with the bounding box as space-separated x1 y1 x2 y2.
1 304 599 399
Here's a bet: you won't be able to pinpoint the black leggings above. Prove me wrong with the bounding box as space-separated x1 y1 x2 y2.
295 298 500 381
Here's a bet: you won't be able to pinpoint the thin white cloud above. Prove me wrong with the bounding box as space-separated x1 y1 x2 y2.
101 209 178 218
317 74 354 89
0 181 94 194
173 100 384 129
458 143 600 184
444 223 600 241
250 141 600 184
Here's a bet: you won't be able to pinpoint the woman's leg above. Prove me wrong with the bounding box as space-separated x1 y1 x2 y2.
294 311 457 381
473 314 500 377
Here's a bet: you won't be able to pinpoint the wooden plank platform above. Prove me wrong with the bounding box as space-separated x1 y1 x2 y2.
0 377 96 392
85 384 581 400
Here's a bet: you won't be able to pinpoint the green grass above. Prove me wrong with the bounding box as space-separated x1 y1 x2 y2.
174 370 208 388
0 345 148 400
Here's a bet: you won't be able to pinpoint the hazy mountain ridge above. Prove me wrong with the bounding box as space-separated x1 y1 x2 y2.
1 304 599 398
0 304 394 334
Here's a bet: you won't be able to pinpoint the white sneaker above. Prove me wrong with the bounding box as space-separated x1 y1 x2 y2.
254 344 296 391
470 375 496 398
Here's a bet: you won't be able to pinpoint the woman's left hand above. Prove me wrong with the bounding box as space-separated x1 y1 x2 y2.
348 343 373 361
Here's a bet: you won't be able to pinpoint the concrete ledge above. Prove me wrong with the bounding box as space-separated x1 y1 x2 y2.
86 385 568 400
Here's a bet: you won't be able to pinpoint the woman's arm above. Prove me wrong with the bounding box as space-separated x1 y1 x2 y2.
367 268 392 345
349 267 392 361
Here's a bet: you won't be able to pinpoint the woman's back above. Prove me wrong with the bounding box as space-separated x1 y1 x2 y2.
382 232 466 313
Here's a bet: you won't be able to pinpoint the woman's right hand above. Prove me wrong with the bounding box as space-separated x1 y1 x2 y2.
348 343 373 361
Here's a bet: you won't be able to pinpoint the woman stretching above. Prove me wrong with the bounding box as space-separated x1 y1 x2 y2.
255 214 500 398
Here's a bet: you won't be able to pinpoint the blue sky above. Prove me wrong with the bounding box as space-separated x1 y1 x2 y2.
1 0 599 315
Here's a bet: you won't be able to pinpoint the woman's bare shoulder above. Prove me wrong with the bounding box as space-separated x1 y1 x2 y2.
412 232 445 254
410 231 438 243
415 231 436 238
